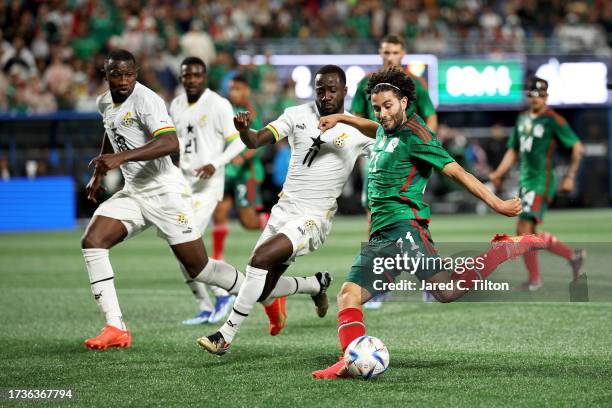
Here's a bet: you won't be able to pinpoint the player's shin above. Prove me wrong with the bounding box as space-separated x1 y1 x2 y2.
540 232 573 260
262 276 320 299
82 248 125 330
194 259 245 295
218 265 268 343
211 223 229 259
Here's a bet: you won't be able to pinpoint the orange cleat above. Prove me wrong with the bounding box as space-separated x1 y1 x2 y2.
84 325 132 350
263 296 287 336
491 233 545 259
312 357 351 379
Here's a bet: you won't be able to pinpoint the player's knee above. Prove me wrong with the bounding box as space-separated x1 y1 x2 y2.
337 285 361 309
81 232 104 249
249 249 272 270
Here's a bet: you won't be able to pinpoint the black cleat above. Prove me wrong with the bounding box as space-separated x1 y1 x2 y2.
197 331 230 356
311 272 332 318
569 248 587 280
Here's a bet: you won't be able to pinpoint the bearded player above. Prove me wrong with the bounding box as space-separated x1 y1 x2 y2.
489 77 585 291
197 65 375 355
353 34 438 307
170 57 245 325
312 68 543 378
82 50 250 349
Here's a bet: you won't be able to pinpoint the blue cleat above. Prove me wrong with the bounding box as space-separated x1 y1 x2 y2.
182 310 212 325
208 295 236 324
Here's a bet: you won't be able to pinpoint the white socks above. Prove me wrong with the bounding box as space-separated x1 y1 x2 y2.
179 263 213 312
194 259 245 295
211 285 230 298
262 276 320 303
82 248 125 330
219 265 268 343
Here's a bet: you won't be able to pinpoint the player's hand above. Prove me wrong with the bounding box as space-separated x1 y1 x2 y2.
560 175 575 193
233 111 252 132
492 196 522 217
89 153 125 174
196 164 215 179
85 174 106 204
489 171 503 190
231 155 245 166
318 114 342 133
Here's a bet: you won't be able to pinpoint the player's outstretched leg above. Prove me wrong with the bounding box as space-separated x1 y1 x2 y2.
539 232 587 280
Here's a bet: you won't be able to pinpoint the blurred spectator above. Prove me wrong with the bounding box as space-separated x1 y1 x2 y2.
0 155 10 181
180 20 216 66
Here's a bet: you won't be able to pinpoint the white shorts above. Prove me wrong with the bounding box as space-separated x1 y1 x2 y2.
253 198 335 264
93 190 200 245
191 192 221 234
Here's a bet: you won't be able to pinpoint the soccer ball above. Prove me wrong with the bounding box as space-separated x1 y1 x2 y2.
344 335 389 379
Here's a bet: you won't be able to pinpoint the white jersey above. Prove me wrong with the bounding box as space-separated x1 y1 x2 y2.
96 82 188 197
169 89 239 199
265 102 373 212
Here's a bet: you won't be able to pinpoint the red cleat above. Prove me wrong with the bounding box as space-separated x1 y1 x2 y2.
84 325 132 350
263 296 287 336
312 357 351 379
491 233 545 259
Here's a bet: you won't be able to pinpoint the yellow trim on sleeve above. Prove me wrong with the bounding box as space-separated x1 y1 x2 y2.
225 132 240 142
265 124 280 141
152 126 176 137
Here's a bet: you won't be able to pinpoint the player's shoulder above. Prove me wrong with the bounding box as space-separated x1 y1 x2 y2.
95 90 112 115
170 92 187 107
541 108 567 126
407 71 428 89
281 102 313 118
401 114 435 144
132 82 166 108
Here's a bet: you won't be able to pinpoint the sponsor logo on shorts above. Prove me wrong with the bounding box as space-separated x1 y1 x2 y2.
182 228 193 234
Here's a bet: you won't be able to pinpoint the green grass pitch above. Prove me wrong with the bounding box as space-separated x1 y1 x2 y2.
1 209 611 407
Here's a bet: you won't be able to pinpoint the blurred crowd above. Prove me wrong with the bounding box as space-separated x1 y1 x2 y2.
0 0 610 114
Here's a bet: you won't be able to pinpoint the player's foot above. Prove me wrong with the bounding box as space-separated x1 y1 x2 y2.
182 310 212 325
208 295 236 324
491 233 545 258
312 357 351 379
197 331 230 356
84 325 131 350
516 280 543 291
312 272 332 318
569 248 587 280
422 290 435 303
264 296 287 336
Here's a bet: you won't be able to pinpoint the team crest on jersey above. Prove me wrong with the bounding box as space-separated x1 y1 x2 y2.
121 112 134 127
533 124 544 138
333 133 349 148
177 213 189 226
304 219 316 230
198 114 208 127
385 138 399 152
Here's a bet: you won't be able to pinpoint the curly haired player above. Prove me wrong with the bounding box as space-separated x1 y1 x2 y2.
311 68 544 379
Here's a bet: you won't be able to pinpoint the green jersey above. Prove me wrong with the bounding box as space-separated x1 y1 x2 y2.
368 113 455 235
351 71 436 121
227 105 265 182
508 108 579 200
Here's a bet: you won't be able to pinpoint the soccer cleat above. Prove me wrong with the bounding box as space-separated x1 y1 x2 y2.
264 296 287 336
197 331 230 356
569 248 587 280
312 356 351 379
516 280 543 292
312 272 332 318
208 295 236 324
84 325 132 350
182 310 212 325
491 233 545 259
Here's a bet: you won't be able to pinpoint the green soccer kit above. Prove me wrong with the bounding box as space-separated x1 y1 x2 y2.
352 70 436 208
347 114 455 294
225 106 265 208
508 108 579 223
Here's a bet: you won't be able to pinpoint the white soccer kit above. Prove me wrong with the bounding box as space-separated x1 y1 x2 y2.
93 82 199 245
258 102 374 262
170 89 244 233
